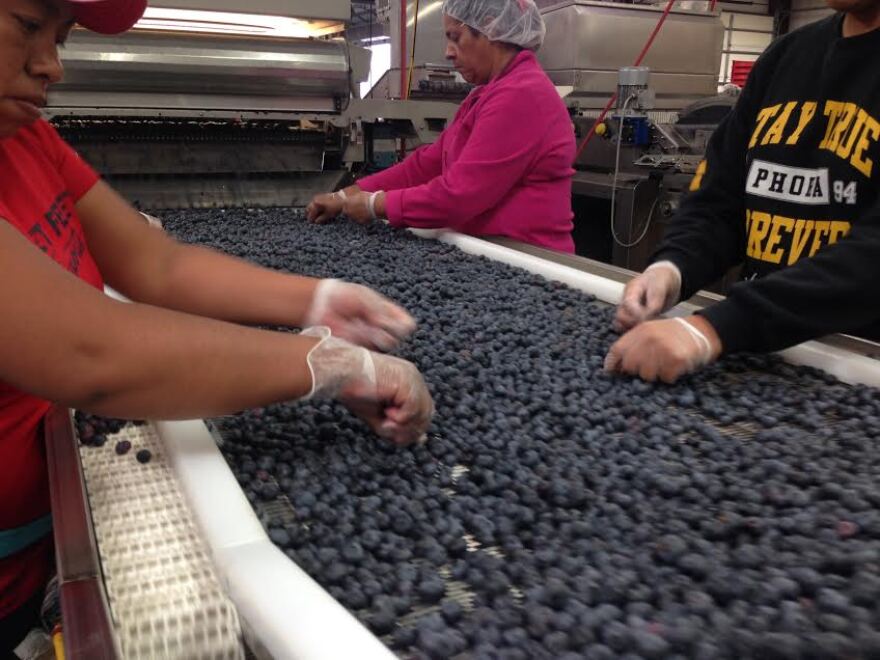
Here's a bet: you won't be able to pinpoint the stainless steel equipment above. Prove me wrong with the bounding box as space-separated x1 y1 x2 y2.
47 21 371 209
533 1 730 275
569 88 738 273
538 0 724 110
363 0 731 276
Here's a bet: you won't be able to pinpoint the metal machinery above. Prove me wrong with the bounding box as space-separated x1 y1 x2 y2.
344 0 465 169
361 0 735 276
536 0 732 272
47 0 372 209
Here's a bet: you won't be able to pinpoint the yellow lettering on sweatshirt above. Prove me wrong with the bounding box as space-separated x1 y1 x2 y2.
762 102 798 146
785 102 817 146
750 105 781 149
745 210 852 266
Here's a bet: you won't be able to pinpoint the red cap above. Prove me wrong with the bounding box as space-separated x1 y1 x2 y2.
67 0 147 35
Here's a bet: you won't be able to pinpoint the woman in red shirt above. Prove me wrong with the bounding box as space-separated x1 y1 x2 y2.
0 0 434 651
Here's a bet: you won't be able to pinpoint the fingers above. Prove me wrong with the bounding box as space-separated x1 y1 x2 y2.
613 279 648 332
344 289 416 350
368 301 416 342
378 362 433 445
306 195 343 223
604 319 705 384
353 398 430 446
341 354 434 446
306 202 319 222
363 328 400 353
603 337 625 373
614 269 677 332
644 279 670 319
335 320 399 352
314 207 336 224
658 363 685 384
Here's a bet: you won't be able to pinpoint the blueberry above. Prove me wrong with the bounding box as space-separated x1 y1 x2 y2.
367 608 395 635
417 578 446 604
391 624 416 650
268 527 291 547
440 600 464 624
165 209 880 658
632 630 671 659
136 449 152 464
114 440 132 455
678 553 709 580
816 588 850 615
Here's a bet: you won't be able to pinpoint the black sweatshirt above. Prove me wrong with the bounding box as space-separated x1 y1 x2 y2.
652 14 880 354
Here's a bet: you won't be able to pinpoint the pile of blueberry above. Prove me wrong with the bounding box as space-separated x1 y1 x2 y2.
158 208 880 659
74 411 151 462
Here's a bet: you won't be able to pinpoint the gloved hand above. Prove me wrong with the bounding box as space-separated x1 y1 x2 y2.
140 212 164 229
303 327 434 445
613 261 682 332
604 316 721 383
306 191 346 223
304 279 415 351
342 191 384 225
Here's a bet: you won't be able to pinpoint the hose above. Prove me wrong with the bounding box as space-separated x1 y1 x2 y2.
610 94 659 249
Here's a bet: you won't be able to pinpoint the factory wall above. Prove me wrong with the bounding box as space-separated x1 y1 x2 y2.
789 0 835 30
717 0 774 86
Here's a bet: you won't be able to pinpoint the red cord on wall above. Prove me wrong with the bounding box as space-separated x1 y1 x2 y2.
573 0 678 161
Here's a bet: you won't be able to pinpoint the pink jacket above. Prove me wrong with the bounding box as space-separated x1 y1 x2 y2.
358 50 576 253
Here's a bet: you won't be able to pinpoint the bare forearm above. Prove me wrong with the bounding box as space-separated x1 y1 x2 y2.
58 299 317 419
142 244 320 327
77 182 318 327
1 221 316 421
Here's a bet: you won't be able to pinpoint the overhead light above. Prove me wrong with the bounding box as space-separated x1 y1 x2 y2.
134 7 344 37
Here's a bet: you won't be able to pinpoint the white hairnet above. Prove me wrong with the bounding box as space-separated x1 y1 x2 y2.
442 0 546 50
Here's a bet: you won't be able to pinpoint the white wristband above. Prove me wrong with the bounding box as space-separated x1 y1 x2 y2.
674 317 712 364
367 191 382 221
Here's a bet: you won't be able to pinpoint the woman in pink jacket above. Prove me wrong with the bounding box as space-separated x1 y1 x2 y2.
307 0 576 253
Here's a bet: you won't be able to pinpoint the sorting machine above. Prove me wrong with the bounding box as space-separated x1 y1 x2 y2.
47 0 371 209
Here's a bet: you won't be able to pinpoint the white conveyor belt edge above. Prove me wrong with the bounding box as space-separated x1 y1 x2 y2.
155 420 395 660
411 228 880 388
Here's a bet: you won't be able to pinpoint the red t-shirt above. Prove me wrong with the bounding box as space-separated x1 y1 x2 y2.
0 120 102 618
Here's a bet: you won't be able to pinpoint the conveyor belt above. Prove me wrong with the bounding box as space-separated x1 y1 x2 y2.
76 422 243 659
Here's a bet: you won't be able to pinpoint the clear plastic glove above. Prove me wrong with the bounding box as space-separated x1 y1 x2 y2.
613 261 682 332
342 191 383 225
604 316 721 383
306 191 345 223
303 327 434 445
140 212 164 229
304 279 415 351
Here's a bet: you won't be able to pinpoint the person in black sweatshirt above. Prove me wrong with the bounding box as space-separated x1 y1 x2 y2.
604 0 880 383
